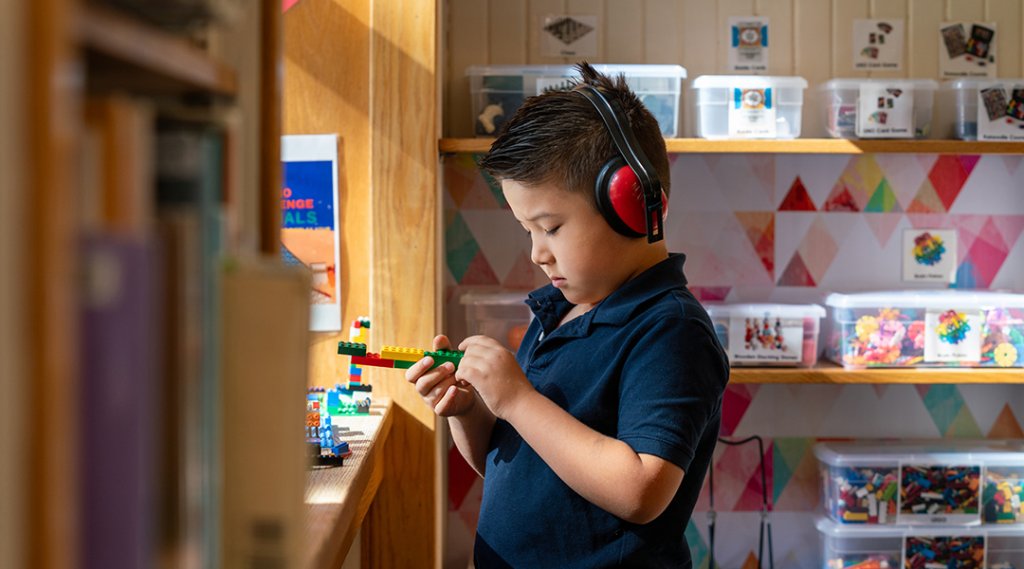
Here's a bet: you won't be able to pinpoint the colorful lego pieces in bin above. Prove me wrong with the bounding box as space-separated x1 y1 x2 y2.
983 468 1024 524
829 466 899 524
900 465 980 519
903 535 984 569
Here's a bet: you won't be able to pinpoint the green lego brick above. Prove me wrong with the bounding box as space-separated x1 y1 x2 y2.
424 349 464 369
337 341 367 356
393 359 416 369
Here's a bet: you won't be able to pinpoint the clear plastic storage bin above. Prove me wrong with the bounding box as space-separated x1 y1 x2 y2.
465 64 686 137
940 79 1024 141
815 441 1024 526
825 290 1024 369
706 303 825 367
460 292 533 352
819 78 938 139
690 75 807 139
817 517 1024 569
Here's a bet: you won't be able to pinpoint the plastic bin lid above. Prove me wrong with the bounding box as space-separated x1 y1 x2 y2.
942 78 1024 89
824 289 1024 309
705 303 826 319
818 78 938 90
813 440 1024 467
459 291 531 306
691 75 807 89
466 64 686 79
813 517 1011 538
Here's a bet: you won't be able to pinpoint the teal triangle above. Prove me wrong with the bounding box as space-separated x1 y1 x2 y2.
922 384 966 435
685 520 711 569
444 212 480 282
865 179 902 213
475 154 507 208
772 437 811 503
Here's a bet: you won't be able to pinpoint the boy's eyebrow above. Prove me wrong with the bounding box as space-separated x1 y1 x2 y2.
522 212 558 222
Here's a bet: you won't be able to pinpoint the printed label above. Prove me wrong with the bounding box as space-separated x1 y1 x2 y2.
939 21 997 78
728 314 803 364
853 19 904 70
857 83 914 138
976 82 1024 140
902 228 958 283
728 87 776 137
924 308 983 363
728 16 769 72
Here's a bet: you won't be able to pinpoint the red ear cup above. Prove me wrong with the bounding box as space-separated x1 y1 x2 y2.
595 157 667 238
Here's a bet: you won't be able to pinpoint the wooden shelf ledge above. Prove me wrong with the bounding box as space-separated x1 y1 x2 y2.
440 138 1024 155
78 4 237 96
304 398 394 569
730 364 1024 384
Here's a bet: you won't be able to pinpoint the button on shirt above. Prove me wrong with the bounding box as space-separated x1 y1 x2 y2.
474 253 730 569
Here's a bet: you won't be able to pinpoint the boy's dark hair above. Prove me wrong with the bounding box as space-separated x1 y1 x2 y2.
479 62 670 207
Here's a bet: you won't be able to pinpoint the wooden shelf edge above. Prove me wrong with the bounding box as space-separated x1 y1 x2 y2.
440 138 1024 155
731 365 1024 384
77 3 237 96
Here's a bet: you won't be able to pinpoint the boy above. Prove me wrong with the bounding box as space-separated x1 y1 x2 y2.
407 63 729 568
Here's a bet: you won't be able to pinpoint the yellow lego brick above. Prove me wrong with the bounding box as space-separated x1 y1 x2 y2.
380 345 425 363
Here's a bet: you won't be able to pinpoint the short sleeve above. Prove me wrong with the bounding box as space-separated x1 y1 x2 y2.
616 315 728 472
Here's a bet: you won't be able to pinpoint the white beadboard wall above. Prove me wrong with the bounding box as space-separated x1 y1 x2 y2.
444 0 1024 138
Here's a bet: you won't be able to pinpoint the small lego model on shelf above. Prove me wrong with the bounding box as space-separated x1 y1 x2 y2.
305 387 355 465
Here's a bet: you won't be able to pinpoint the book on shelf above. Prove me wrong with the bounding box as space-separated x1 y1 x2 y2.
221 258 309 569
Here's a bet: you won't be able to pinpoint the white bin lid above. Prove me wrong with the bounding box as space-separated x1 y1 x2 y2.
942 78 1024 90
824 289 1024 309
814 517 1013 538
706 303 825 319
691 75 807 89
818 78 938 90
813 440 1024 467
466 64 686 79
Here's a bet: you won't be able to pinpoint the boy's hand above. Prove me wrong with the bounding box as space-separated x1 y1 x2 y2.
406 334 476 417
456 335 532 420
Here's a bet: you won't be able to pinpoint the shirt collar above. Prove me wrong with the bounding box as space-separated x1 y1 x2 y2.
524 253 689 335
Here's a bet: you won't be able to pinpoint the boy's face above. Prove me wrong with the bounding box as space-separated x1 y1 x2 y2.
503 179 660 308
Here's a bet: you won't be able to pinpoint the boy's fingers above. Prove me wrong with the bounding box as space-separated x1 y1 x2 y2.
404 356 435 382
433 384 458 414
432 334 452 351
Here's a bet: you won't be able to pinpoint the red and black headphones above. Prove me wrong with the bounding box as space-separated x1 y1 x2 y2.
573 84 667 243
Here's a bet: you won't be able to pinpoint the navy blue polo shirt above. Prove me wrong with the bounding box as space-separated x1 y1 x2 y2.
474 253 730 569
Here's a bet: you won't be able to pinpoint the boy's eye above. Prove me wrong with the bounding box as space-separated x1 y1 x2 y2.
545 225 561 236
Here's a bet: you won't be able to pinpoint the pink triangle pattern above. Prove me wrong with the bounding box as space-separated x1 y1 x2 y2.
449 446 478 510
690 286 733 302
460 251 500 285
929 155 977 211
777 252 817 287
908 179 946 213
963 231 1009 288
864 213 904 248
734 211 775 275
721 384 755 436
733 441 774 512
502 251 546 289
992 215 1024 251
798 216 838 284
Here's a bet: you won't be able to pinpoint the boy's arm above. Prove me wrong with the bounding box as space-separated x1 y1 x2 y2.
447 389 496 478
503 391 684 525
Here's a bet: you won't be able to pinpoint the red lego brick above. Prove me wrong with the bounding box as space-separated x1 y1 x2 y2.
351 353 395 368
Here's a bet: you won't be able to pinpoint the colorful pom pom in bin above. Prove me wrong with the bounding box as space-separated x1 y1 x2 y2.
825 290 1024 370
706 303 825 367
816 517 1024 569
815 440 1024 527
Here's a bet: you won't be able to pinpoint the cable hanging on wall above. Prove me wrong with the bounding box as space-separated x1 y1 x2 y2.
707 435 774 569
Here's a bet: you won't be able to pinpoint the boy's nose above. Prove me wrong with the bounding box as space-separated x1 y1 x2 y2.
530 240 553 266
